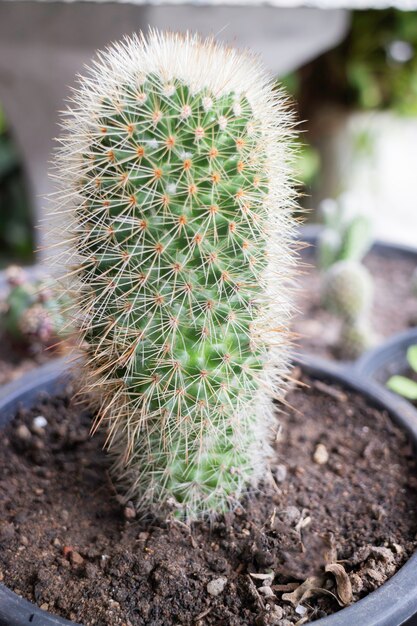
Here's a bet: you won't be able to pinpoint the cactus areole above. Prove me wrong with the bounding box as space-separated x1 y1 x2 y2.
52 31 296 518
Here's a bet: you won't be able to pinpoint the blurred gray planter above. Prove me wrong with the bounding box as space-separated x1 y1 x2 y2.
0 1 348 256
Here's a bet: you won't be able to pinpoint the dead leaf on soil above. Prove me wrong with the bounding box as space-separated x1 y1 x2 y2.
272 582 299 592
325 563 353 606
281 575 346 608
281 575 325 605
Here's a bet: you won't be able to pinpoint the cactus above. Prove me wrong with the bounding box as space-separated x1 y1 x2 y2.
318 195 372 271
50 32 296 518
339 318 374 360
318 195 374 357
0 266 68 349
322 260 373 321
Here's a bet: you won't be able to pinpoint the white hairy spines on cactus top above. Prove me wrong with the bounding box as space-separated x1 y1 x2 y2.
49 31 297 518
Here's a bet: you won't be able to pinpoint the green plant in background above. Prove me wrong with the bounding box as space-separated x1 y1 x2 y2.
347 10 417 116
387 345 417 401
278 73 321 200
294 138 320 190
50 32 296 518
318 195 375 358
322 260 373 320
0 106 34 265
318 196 372 271
1 266 68 350
288 9 417 128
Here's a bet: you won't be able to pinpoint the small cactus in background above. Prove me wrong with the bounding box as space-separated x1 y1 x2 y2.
322 260 373 321
50 32 297 518
0 266 68 350
339 317 374 360
318 195 372 271
317 195 375 357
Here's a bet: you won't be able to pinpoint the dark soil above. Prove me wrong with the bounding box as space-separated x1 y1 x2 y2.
0 332 56 385
294 247 417 360
1 372 417 626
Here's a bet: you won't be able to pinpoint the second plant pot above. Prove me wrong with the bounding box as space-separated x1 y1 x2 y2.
355 327 417 387
295 225 417 362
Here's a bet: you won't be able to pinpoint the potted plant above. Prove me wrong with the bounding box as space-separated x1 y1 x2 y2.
294 218 417 361
296 195 375 360
356 327 417 397
1 31 417 626
0 266 69 385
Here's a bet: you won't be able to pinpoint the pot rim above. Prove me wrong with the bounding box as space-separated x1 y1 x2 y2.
355 327 417 383
1 355 417 626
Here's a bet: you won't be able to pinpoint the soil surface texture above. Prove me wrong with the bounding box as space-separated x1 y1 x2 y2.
1 372 417 626
294 247 417 360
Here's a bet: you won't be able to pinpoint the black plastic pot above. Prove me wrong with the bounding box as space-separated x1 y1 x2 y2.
1 356 417 626
355 327 417 390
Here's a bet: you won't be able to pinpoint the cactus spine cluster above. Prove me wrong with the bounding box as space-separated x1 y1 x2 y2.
50 32 296 518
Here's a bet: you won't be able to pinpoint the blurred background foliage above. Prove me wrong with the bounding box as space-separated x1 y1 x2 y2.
287 9 417 197
0 108 34 267
0 8 416 262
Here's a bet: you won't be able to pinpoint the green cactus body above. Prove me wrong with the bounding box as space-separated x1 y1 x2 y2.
322 260 373 321
339 318 374 360
318 196 372 271
52 32 295 517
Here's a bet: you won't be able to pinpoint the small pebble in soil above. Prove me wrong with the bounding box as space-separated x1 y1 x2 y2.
70 551 84 567
123 502 136 520
279 506 301 526
32 415 47 432
16 424 31 441
275 464 287 483
0 522 15 541
269 606 283 621
295 604 307 616
313 443 329 465
259 585 275 597
258 605 284 625
207 576 227 596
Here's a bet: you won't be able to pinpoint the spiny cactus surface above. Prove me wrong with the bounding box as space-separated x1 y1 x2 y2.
51 32 296 517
